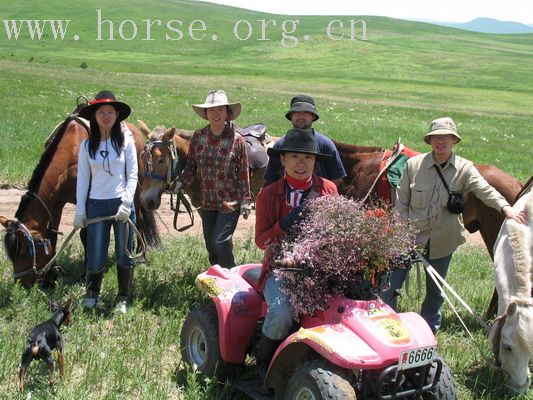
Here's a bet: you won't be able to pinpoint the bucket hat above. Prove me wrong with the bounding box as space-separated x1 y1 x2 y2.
78 90 131 121
285 94 319 121
424 117 462 144
267 128 330 160
192 90 241 120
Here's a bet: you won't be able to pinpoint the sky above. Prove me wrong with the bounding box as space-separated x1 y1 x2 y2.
202 0 533 24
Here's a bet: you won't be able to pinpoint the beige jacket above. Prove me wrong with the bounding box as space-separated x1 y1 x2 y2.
396 152 509 259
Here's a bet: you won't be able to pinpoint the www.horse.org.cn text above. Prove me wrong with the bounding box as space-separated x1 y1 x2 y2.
2 9 368 48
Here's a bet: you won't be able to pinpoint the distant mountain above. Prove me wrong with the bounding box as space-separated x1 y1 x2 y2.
435 18 533 34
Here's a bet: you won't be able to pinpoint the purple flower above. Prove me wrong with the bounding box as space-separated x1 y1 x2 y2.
267 196 416 318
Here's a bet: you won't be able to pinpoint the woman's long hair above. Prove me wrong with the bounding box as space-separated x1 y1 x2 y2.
87 105 124 159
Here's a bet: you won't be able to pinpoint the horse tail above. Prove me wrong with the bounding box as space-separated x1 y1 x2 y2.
138 206 161 248
508 193 532 299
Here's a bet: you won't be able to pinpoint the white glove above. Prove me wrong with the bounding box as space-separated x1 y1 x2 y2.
115 202 131 223
73 213 87 229
174 180 183 193
241 199 253 220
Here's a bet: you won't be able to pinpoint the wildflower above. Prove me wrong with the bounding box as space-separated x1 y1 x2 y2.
267 195 416 318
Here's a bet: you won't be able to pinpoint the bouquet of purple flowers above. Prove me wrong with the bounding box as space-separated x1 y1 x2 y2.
268 195 416 318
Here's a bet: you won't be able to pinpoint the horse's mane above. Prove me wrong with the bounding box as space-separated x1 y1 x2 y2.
147 126 167 141
15 116 84 219
333 140 384 154
28 116 82 192
508 191 533 299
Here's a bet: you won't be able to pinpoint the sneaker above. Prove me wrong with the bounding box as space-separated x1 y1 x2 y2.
116 300 127 314
84 297 99 309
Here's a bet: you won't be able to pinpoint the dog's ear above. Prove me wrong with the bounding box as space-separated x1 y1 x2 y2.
49 300 59 312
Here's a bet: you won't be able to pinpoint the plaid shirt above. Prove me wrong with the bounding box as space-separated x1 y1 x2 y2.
181 125 251 212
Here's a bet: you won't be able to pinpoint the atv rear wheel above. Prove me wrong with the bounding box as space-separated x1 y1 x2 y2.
422 356 456 400
283 360 356 400
180 301 234 380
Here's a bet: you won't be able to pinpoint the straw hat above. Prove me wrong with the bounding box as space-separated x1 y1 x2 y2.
78 90 131 121
192 90 241 120
424 117 462 144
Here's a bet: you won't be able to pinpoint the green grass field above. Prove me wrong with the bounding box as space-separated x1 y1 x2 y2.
1 0 533 398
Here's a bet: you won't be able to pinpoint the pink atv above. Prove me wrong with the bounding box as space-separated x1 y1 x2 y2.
180 264 457 399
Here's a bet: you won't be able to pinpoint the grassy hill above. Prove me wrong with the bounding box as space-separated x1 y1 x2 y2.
1 0 532 184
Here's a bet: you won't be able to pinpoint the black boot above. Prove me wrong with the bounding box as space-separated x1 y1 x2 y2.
85 272 103 309
256 334 281 394
116 265 134 313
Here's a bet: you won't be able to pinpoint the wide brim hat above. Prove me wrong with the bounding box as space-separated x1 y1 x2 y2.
192 90 241 120
285 94 319 121
78 90 131 121
424 116 462 144
267 128 331 160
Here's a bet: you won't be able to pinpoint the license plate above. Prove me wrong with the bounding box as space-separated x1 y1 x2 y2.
398 346 436 370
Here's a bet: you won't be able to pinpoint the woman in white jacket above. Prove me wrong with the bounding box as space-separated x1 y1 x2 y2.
74 90 138 313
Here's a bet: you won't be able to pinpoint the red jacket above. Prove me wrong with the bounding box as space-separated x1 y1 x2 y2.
255 175 339 290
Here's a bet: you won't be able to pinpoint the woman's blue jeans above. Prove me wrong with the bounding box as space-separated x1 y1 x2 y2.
381 254 453 333
262 275 294 340
86 198 135 273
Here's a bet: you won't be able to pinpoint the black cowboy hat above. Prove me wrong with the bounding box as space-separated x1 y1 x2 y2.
285 94 319 121
78 90 131 121
267 128 330 160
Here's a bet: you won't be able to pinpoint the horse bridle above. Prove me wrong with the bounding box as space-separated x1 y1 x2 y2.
491 313 507 368
142 140 194 231
11 191 55 279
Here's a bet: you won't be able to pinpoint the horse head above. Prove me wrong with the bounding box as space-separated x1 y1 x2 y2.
489 188 533 393
1 215 56 288
138 121 195 210
489 299 533 393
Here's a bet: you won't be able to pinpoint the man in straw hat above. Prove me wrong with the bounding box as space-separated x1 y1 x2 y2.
263 94 346 187
380 116 526 333
178 90 251 269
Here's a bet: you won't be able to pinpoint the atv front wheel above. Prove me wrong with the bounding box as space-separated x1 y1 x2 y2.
180 301 234 379
283 360 356 400
422 356 456 400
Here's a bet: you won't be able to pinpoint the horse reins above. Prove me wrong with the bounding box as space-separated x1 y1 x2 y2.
11 191 57 279
142 139 194 231
11 220 53 279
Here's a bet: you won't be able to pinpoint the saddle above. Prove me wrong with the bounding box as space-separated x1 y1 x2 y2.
377 139 420 204
234 123 271 170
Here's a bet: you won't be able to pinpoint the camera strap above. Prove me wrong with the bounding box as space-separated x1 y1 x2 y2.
434 165 451 194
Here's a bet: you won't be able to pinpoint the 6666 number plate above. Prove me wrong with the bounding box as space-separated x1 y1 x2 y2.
398 346 436 370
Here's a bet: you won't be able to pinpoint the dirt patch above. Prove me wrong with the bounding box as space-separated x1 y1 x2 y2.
0 188 484 246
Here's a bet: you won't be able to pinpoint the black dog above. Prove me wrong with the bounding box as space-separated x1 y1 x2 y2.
18 300 72 392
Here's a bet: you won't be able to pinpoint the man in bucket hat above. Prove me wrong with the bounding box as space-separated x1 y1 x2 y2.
263 94 346 187
380 116 526 333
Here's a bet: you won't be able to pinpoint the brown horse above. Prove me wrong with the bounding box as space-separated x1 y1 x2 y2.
0 115 159 288
138 122 268 214
335 141 523 259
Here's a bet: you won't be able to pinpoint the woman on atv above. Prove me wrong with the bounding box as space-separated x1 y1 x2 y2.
254 127 338 378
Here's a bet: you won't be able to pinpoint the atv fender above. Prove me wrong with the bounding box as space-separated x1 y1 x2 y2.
195 264 265 364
